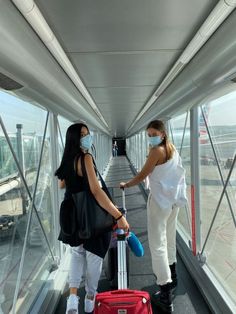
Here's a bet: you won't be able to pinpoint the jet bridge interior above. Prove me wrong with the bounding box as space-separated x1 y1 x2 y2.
0 0 236 313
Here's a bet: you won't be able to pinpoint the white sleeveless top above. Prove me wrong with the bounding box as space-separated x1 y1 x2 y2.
148 150 187 209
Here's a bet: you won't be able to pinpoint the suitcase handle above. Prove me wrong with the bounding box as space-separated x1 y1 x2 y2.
121 188 126 211
110 289 134 295
110 289 150 298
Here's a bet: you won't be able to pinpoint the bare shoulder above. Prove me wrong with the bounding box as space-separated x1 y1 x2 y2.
149 145 165 157
77 153 93 176
84 153 95 170
155 145 165 153
84 153 93 162
81 153 93 169
149 145 166 165
147 146 162 163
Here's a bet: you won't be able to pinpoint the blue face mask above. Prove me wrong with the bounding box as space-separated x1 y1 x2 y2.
148 135 163 147
80 134 92 150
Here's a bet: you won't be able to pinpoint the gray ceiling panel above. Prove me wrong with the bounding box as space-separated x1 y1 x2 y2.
101 110 140 136
101 110 139 122
36 0 217 52
33 0 218 136
69 50 179 88
88 86 153 104
6 0 219 136
97 102 143 110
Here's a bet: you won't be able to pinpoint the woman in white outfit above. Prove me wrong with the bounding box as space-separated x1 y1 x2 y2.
120 120 187 314
55 123 129 314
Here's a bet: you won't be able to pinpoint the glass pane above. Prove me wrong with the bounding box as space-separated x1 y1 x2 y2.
200 91 236 303
15 209 53 313
0 91 55 313
170 113 191 240
0 184 22 313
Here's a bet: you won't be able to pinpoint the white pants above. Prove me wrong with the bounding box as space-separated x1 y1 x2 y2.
69 245 103 296
147 194 179 286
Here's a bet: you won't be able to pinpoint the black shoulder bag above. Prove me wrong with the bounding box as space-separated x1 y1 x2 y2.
72 154 115 239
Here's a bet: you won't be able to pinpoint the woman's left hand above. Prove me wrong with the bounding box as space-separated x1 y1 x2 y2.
117 215 129 232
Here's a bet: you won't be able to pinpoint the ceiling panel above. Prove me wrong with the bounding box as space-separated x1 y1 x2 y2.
34 0 218 136
36 0 217 53
101 110 140 136
98 102 143 110
88 86 153 104
69 50 179 88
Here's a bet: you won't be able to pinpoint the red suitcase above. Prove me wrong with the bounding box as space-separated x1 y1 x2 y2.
95 289 152 314
94 189 153 314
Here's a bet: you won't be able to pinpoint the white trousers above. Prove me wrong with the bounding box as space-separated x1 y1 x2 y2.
147 194 179 286
69 245 103 296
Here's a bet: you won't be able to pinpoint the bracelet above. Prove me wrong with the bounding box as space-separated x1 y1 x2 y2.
116 213 123 221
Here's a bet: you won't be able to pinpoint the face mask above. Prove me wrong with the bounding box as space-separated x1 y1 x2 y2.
80 134 92 150
148 135 163 147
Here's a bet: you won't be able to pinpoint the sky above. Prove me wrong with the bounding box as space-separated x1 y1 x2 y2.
208 91 236 126
0 91 47 135
169 90 236 129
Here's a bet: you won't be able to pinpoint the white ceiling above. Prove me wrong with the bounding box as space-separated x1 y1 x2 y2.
3 0 221 136
35 0 218 136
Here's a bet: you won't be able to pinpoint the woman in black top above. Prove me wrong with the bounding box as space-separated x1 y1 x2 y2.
55 123 129 314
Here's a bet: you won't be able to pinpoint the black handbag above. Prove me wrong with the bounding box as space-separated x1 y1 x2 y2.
59 198 77 236
72 154 115 239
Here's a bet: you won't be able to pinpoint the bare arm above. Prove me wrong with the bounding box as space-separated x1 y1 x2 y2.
58 179 66 189
121 147 161 188
81 154 129 230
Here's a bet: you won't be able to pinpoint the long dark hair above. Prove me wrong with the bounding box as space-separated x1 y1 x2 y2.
146 120 174 160
55 123 88 178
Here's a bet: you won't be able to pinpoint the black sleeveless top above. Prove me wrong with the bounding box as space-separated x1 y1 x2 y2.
56 154 111 258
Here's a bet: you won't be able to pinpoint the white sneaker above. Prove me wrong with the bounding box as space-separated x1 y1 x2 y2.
66 294 79 314
84 293 96 313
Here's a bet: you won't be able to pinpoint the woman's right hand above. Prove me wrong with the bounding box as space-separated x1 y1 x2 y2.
119 182 127 189
117 215 129 231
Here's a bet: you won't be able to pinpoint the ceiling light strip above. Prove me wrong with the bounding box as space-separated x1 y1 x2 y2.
12 0 109 129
